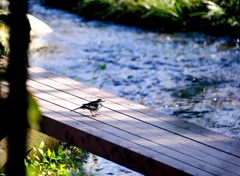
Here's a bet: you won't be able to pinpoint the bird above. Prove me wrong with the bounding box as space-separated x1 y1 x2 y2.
70 99 105 117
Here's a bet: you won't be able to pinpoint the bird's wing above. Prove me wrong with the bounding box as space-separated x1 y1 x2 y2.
81 103 98 110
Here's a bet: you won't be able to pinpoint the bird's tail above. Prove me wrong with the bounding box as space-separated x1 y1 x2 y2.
70 105 84 112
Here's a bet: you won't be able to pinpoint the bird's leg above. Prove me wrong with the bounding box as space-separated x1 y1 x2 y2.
90 111 95 117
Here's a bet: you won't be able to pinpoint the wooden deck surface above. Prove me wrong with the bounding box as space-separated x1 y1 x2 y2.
1 67 240 176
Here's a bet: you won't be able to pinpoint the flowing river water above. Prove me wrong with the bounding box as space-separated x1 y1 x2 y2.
28 1 240 175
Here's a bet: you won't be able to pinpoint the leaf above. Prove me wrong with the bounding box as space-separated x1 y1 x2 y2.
27 92 42 130
34 155 40 161
50 150 56 159
32 147 36 152
99 64 106 70
47 149 52 158
38 149 44 156
33 160 39 167
47 170 52 175
39 141 45 149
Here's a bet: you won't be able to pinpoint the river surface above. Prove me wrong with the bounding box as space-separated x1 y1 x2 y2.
28 1 240 175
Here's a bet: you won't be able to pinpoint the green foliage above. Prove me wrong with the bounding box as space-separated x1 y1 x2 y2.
24 141 89 176
27 93 42 130
45 0 240 36
58 144 89 175
0 23 9 57
0 0 9 57
0 2 9 69
0 13 9 71
90 64 106 88
25 141 67 176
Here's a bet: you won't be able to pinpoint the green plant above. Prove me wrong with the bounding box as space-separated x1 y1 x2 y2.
58 144 89 175
90 64 106 88
24 141 89 176
25 141 67 176
0 0 10 57
46 0 240 36
0 23 9 57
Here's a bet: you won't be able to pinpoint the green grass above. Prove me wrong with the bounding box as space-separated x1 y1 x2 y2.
44 0 240 37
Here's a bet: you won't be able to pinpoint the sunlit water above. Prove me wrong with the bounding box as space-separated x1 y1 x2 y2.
28 1 240 175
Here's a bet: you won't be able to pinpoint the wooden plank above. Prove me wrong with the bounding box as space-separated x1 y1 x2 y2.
25 78 240 175
28 67 240 152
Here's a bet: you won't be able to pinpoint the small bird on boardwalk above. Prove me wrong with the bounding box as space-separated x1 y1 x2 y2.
70 99 105 117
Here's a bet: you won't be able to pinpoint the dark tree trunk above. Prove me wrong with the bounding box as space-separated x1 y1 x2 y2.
6 0 30 175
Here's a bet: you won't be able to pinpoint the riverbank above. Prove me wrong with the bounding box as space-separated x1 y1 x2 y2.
42 0 240 39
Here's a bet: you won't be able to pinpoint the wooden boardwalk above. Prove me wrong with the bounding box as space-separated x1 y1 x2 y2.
1 67 240 176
